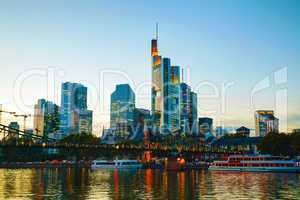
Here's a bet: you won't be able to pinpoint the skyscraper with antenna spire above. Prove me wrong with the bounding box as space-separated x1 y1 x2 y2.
151 23 162 129
150 24 197 134
151 23 179 133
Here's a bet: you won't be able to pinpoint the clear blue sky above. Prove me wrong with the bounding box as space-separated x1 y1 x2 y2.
0 0 299 134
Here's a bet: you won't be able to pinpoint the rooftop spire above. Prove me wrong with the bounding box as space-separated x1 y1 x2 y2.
156 22 159 40
151 23 159 56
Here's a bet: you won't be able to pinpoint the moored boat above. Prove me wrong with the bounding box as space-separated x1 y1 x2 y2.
91 159 143 169
209 155 300 173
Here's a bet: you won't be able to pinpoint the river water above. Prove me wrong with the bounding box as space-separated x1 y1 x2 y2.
0 168 299 200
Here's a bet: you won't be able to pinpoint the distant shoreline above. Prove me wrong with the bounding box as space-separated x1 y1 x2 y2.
0 162 91 169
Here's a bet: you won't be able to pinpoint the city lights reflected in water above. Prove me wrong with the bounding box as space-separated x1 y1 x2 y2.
0 169 299 199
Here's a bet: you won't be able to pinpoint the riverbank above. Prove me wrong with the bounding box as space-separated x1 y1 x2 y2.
0 161 210 170
0 161 91 169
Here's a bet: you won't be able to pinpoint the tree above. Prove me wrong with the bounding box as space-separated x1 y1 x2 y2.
290 132 300 155
61 132 99 145
258 132 294 156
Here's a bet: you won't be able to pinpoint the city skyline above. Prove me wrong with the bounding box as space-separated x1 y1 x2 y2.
0 1 299 134
1 2 300 200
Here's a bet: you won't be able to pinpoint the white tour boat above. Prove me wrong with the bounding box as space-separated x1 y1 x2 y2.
209 155 300 172
91 159 143 169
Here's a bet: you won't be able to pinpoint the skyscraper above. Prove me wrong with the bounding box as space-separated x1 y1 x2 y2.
8 121 20 139
179 83 191 134
60 82 91 137
134 108 151 128
255 110 279 137
151 28 198 135
74 109 93 134
162 57 172 131
151 35 163 129
33 99 46 136
33 99 60 137
199 117 213 135
132 108 151 140
169 66 181 132
189 91 198 134
110 84 135 139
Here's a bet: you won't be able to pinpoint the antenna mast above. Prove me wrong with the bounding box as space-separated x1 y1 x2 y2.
156 22 159 40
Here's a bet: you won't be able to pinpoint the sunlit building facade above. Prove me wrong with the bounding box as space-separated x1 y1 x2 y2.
151 37 163 129
33 99 46 136
33 99 60 137
255 110 279 137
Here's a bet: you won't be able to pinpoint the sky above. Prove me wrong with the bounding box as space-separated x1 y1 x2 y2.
0 0 299 135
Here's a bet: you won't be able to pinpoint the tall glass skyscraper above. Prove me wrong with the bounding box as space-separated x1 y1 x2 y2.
151 31 198 135
179 83 191 134
151 37 163 129
169 66 181 132
199 117 213 135
190 91 198 134
60 82 91 137
162 57 172 131
110 84 135 139
33 99 60 137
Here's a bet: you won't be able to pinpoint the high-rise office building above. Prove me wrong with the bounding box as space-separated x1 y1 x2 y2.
161 57 172 131
255 110 279 137
134 108 151 128
33 99 60 137
33 99 46 136
110 84 135 139
8 121 20 138
132 108 151 140
60 82 91 137
74 109 93 134
179 83 191 134
151 35 163 129
169 66 181 132
151 36 175 132
150 27 198 135
190 91 198 134
199 117 213 135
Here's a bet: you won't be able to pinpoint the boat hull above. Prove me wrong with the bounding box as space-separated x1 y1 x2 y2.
91 164 143 170
209 166 300 173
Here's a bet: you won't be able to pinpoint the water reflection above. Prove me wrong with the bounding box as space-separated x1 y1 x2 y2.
0 169 299 200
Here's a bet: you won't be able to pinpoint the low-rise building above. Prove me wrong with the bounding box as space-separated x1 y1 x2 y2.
236 126 250 137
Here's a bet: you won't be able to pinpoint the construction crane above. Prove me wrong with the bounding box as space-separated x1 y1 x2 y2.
14 114 31 132
0 106 16 124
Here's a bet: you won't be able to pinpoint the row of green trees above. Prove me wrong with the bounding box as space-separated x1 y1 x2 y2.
60 132 99 145
258 132 300 156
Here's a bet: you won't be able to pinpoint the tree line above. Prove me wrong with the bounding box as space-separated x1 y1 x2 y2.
258 132 300 156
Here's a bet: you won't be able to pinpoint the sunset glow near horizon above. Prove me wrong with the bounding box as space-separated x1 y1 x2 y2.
0 0 299 135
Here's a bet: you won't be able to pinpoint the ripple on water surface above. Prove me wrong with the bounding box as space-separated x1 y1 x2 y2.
0 169 299 200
